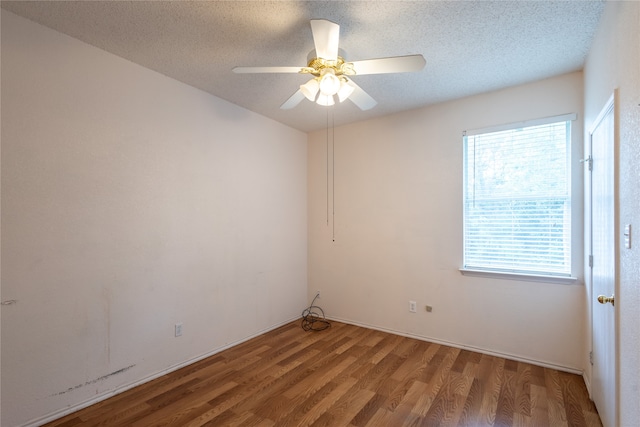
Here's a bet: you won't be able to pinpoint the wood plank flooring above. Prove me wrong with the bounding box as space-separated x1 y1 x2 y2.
44 321 601 427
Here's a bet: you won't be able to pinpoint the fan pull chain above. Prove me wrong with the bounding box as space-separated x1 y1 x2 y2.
331 107 335 242
326 108 329 226
324 107 336 242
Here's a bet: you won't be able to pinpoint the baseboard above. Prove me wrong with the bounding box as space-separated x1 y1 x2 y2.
328 315 584 376
21 315 300 427
583 371 593 399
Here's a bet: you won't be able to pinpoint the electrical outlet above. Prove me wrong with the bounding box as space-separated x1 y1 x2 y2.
426 305 433 313
175 323 183 337
409 301 417 313
316 289 321 298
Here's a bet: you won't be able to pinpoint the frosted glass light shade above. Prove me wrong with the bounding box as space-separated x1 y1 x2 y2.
316 94 335 106
318 69 341 96
337 80 355 102
300 79 319 101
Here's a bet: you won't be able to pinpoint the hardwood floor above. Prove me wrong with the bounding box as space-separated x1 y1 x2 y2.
45 321 601 427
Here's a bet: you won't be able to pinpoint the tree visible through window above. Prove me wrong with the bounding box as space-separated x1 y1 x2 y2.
463 116 572 276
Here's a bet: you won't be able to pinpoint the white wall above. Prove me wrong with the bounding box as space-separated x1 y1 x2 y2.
583 2 640 424
1 11 307 427
309 72 585 371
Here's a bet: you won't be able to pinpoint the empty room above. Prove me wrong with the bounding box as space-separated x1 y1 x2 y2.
1 1 639 426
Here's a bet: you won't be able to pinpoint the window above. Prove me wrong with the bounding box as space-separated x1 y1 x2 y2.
462 115 574 278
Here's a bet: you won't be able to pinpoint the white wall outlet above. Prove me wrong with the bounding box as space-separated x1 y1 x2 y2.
175 323 183 337
409 301 417 313
316 289 321 298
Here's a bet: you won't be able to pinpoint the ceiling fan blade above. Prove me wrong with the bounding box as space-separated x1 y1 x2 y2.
345 79 377 111
280 89 306 110
310 19 340 61
351 55 426 75
233 66 302 74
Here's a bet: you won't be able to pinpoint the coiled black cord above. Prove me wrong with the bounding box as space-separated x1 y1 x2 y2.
301 294 331 332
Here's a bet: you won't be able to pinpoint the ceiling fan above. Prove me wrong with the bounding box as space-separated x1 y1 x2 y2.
232 19 426 111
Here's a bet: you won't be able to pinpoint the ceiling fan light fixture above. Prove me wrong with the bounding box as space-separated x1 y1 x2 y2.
234 19 425 111
318 68 341 96
337 79 355 102
300 78 320 101
316 93 335 106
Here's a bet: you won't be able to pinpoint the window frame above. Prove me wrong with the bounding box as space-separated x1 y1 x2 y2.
459 113 578 284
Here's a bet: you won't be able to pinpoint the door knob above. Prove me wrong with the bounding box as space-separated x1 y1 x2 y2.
597 294 615 306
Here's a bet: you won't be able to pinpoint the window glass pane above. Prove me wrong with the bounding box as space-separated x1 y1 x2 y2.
463 120 571 276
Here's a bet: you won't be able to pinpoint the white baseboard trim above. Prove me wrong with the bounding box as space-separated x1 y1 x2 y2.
583 371 593 399
328 315 584 376
22 315 300 427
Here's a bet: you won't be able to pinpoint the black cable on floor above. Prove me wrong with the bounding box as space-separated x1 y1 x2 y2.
301 293 331 332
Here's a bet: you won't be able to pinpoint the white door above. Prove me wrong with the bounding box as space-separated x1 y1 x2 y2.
589 94 616 427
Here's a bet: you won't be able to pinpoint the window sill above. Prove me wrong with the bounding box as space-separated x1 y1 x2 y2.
459 268 578 285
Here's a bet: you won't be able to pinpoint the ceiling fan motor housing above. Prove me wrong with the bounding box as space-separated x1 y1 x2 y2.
304 49 356 78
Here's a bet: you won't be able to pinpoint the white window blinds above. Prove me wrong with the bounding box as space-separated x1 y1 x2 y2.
463 116 573 276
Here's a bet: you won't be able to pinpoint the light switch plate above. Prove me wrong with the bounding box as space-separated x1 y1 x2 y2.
624 224 631 249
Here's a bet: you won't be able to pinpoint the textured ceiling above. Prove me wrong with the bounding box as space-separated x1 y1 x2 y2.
1 1 604 132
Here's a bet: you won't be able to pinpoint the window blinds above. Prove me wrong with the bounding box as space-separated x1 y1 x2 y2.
463 118 572 276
